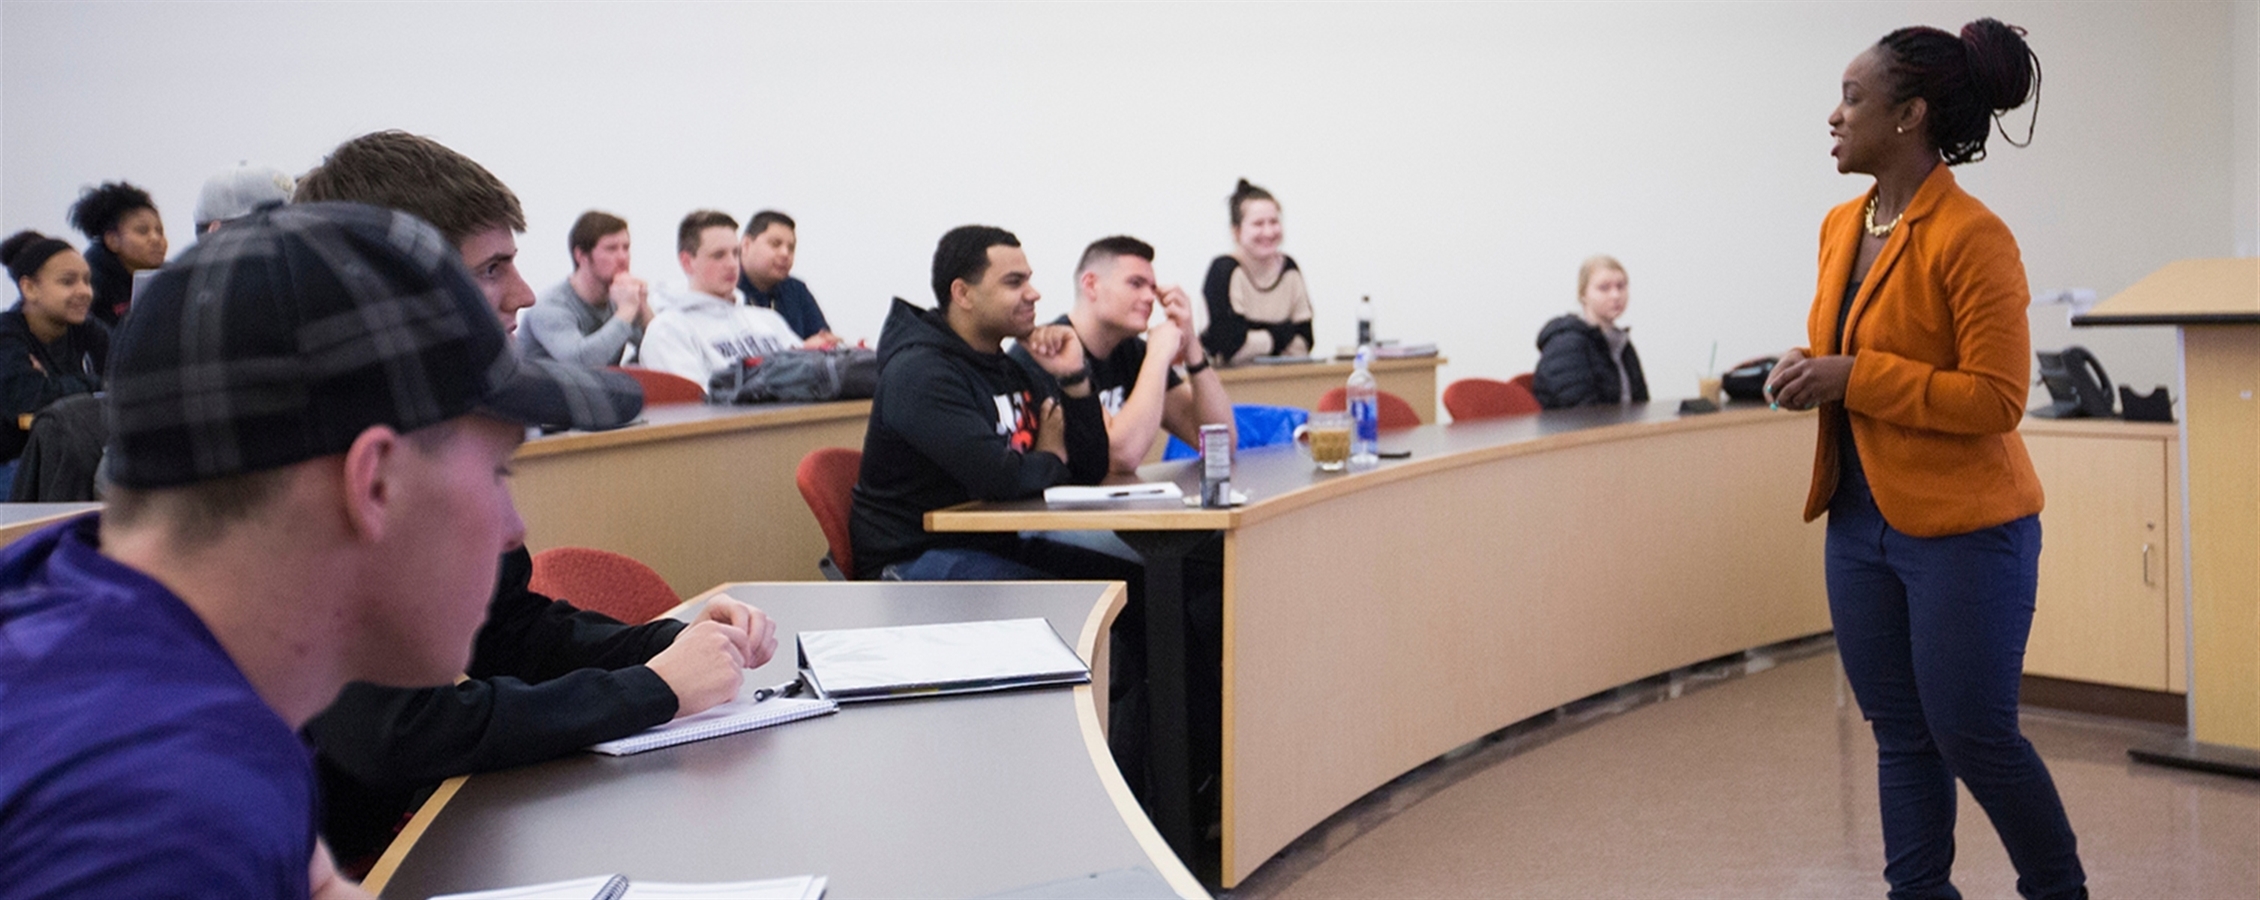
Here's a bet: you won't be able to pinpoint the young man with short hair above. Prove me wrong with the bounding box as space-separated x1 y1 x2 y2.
639 210 803 396
737 210 839 348
848 224 1117 580
289 133 780 870
519 211 651 366
0 202 623 897
1013 235 1233 474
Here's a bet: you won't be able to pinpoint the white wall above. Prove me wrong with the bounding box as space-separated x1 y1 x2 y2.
3 1 2246 405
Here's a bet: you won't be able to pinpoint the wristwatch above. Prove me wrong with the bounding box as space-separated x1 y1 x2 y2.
1184 356 1212 376
1057 367 1090 388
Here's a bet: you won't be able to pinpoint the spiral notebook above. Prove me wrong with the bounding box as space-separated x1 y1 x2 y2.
587 675 837 756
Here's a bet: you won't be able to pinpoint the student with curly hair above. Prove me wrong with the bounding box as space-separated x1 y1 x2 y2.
66 181 167 327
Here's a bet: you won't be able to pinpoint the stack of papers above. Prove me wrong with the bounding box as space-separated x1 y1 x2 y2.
1336 341 1439 359
1042 482 1181 504
434 873 826 900
798 617 1090 702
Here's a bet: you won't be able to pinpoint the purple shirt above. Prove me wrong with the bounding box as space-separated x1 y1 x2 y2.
0 514 313 899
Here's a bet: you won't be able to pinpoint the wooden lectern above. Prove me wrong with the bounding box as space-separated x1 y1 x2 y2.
2075 257 2260 777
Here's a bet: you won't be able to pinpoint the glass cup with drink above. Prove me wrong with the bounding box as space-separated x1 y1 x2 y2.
1294 411 1354 472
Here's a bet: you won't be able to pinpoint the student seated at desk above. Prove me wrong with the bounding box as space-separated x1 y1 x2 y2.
0 202 580 899
1012 235 1233 475
519 210 652 366
68 181 167 328
291 133 781 873
737 210 841 349
855 226 1222 813
0 231 107 490
639 210 802 397
1532 254 1650 409
1200 178 1313 364
850 224 1115 580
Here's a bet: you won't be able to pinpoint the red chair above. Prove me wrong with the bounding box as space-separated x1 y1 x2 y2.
606 366 705 406
1443 377 1541 421
1509 372 1537 394
796 447 863 580
1317 386 1423 430
528 547 680 625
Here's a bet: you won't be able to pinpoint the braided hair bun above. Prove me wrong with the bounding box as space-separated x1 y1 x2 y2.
1878 18 2042 165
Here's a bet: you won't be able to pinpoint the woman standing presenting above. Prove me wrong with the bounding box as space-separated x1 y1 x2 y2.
1200 179 1314 364
1767 20 2084 900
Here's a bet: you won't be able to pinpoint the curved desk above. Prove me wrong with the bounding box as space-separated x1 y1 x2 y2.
505 356 1445 596
928 405 1832 884
366 580 1206 900
511 401 870 595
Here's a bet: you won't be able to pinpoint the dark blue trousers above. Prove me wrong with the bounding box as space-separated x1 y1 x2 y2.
1828 465 2085 900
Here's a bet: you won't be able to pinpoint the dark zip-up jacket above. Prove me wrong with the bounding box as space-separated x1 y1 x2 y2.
849 298 1108 577
1532 314 1649 409
0 309 108 463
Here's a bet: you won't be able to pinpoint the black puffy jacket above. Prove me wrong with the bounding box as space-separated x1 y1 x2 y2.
1531 314 1648 409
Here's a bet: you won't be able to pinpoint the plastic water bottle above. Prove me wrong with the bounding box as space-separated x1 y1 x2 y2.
1356 295 1375 347
1347 346 1380 470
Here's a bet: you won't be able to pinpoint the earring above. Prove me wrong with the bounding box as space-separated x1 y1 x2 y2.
1895 126 1906 134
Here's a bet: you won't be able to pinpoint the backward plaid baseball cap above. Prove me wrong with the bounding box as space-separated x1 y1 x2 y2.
105 202 643 489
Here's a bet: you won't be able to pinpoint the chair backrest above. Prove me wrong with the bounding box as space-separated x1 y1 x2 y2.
607 366 706 406
1443 377 1542 421
1316 386 1423 430
528 547 680 625
796 447 863 580
1508 372 1537 393
9 393 107 501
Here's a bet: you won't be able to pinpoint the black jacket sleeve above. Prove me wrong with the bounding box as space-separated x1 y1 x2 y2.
1199 256 1247 361
879 349 1079 500
303 548 685 789
1532 328 1604 409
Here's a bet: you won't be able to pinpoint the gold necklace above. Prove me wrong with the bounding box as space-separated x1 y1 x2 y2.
1862 195 1903 238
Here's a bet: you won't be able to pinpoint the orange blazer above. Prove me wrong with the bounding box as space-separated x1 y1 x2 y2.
1801 164 2043 537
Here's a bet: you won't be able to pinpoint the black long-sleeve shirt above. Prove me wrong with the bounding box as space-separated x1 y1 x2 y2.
303 547 685 863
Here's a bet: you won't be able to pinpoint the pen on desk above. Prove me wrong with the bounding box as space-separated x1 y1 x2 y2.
1106 487 1169 498
751 676 802 702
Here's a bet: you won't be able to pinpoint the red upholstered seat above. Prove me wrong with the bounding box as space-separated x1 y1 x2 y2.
796 447 863 580
528 547 680 625
606 366 705 406
1316 386 1423 430
1443 377 1541 421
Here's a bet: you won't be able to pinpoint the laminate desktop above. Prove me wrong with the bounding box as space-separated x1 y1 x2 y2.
367 580 1205 900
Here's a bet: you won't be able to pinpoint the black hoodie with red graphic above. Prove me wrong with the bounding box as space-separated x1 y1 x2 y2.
849 298 1108 577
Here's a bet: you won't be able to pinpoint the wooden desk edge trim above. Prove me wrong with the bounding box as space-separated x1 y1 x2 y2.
361 774 467 894
514 401 872 460
927 501 1235 533
0 506 97 548
1071 584 1210 899
2073 312 2260 327
1212 355 1447 384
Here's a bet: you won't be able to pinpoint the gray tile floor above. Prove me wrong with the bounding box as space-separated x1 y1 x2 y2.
1229 645 2260 899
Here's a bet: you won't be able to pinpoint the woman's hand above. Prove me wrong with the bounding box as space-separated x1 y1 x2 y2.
1766 350 1855 411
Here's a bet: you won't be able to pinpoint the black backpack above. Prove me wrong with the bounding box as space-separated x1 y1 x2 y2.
709 347 879 404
